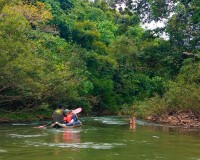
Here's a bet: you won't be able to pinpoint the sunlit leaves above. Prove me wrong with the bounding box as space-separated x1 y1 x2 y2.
0 8 47 104
1 5 30 38
10 1 52 27
0 2 82 108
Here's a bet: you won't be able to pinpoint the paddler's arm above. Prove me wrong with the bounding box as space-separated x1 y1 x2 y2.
53 122 67 128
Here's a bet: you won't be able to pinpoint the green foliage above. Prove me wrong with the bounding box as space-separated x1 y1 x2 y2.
86 52 117 77
109 35 139 72
177 58 200 84
91 41 108 55
0 6 41 105
109 35 167 107
85 6 107 22
116 14 140 34
125 25 145 40
164 59 200 111
138 39 182 78
0 0 199 119
0 2 85 111
133 59 200 117
58 0 74 11
97 20 118 45
167 0 200 50
79 81 94 94
73 20 100 49
0 0 19 10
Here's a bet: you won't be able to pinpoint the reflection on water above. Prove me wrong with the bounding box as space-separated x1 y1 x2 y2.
52 129 81 144
26 128 126 150
137 119 200 135
0 116 200 160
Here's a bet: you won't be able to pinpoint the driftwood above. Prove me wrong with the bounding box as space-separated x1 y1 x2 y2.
146 110 200 128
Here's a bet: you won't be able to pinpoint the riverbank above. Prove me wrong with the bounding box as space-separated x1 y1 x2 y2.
1 109 200 129
0 109 52 123
145 110 200 128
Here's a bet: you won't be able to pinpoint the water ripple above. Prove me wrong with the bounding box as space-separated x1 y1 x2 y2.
9 133 48 138
0 149 7 153
91 116 127 125
29 142 125 150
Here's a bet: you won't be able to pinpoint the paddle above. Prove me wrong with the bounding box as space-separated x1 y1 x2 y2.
34 107 82 128
72 107 82 114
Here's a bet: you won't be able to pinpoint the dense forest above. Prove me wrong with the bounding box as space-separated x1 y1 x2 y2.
0 0 199 121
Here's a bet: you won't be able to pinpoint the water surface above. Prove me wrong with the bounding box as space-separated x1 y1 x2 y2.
0 116 200 160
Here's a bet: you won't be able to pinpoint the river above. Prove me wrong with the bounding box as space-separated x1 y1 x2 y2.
0 116 200 160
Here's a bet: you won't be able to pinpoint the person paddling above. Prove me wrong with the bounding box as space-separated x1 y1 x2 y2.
51 109 82 128
64 109 80 126
63 109 73 123
34 107 82 129
51 104 65 128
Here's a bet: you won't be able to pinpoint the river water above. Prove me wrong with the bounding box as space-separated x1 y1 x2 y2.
0 116 200 160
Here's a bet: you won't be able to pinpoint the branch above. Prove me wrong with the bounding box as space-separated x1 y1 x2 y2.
0 103 36 114
0 85 10 92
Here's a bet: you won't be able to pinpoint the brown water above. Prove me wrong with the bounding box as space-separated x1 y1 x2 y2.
0 116 200 160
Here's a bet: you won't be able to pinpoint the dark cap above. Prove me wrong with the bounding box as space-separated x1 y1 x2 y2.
57 104 63 109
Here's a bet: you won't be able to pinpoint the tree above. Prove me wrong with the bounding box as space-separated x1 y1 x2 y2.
97 20 118 45
72 20 100 49
167 0 200 50
10 1 52 28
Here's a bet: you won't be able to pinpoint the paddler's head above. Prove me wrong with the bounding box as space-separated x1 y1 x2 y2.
57 104 63 109
64 109 71 115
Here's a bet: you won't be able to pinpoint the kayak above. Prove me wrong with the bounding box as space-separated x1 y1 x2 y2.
51 120 82 129
34 107 83 129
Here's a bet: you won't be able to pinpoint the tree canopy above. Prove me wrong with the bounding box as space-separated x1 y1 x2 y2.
0 0 199 116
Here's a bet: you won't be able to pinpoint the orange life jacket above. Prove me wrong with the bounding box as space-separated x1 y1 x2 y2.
64 115 73 123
